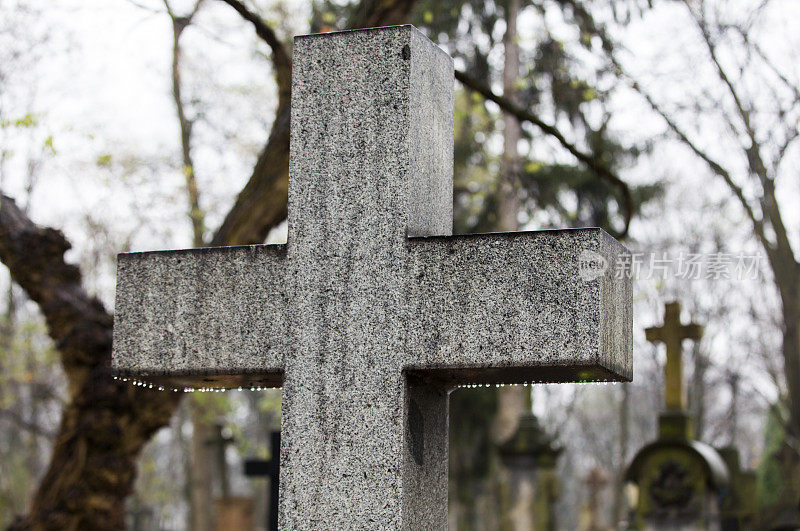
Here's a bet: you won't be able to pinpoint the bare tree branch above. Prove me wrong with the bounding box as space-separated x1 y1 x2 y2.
685 2 768 178
683 2 799 272
210 0 292 246
217 0 290 86
751 40 800 102
594 0 800 441
631 79 772 249
562 0 777 253
167 6 207 246
746 40 800 167
455 69 633 238
776 127 800 167
125 0 162 15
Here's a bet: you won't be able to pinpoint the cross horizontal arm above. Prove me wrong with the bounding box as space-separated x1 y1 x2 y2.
680 323 704 341
112 244 287 388
644 326 664 343
404 227 631 386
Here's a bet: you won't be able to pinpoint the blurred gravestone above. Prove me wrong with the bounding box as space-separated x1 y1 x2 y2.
626 301 730 529
112 25 632 528
243 431 280 531
205 424 251 531
499 411 562 530
579 468 609 531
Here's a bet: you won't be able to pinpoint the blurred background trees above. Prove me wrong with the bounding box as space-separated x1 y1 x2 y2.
0 0 797 528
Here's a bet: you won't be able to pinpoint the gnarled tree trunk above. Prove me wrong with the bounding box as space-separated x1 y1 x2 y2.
0 195 181 529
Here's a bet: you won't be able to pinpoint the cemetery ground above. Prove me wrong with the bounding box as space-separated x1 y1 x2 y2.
1 1 800 530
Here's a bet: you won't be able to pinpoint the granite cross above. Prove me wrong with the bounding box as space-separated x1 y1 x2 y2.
645 301 703 412
112 25 632 529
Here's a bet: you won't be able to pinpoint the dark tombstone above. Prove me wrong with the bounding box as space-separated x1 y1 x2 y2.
244 431 280 531
499 411 562 531
206 423 256 531
717 446 757 530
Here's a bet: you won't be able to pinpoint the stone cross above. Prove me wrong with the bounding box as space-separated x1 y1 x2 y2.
112 25 632 529
645 301 703 412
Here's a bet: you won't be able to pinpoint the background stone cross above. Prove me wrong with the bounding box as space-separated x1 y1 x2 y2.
645 301 703 412
113 25 632 529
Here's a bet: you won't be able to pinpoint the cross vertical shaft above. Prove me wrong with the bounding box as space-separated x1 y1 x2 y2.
645 301 703 412
283 26 454 528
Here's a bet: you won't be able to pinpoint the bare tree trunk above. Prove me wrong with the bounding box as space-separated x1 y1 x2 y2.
494 2 533 529
785 284 800 438
493 0 524 447
612 383 629 526
170 18 206 247
0 194 183 530
778 273 800 502
727 371 739 446
189 405 214 531
497 0 521 236
174 403 193 531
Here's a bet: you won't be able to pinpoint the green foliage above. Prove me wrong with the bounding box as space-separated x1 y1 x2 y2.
519 155 662 231
452 89 499 234
411 0 500 82
43 135 55 154
417 0 657 234
308 1 351 32
258 388 282 419
0 113 39 129
756 405 788 508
